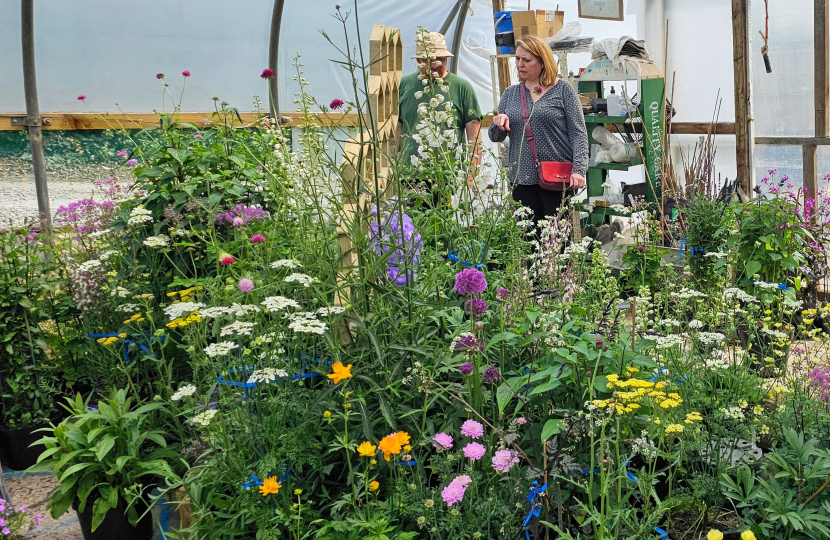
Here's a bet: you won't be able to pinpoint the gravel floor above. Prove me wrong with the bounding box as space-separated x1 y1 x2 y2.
3 472 83 539
0 160 110 228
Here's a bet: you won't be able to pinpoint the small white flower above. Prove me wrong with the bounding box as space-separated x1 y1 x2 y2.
225 303 261 317
204 341 238 358
171 384 197 401
99 250 119 261
698 332 725 346
116 303 140 313
199 306 230 318
284 273 314 287
262 296 301 312
110 286 131 298
429 98 440 108
127 205 153 226
190 409 217 426
270 259 302 270
164 302 206 321
143 234 170 248
220 321 256 337
78 260 102 272
316 306 346 316
688 319 703 329
414 91 423 99
247 367 289 384
88 229 111 239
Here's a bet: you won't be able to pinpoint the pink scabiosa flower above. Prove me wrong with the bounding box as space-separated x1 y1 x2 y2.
463 442 486 461
232 216 245 227
156 73 165 79
220 256 236 266
117 151 128 157
441 476 471 506
460 419 484 439
125 159 138 166
261 68 276 79
516 417 527 425
238 278 255 292
77 94 86 100
330 98 345 110
250 234 267 244
491 449 520 473
454 268 487 296
194 133 203 139
181 70 191 77
432 432 453 449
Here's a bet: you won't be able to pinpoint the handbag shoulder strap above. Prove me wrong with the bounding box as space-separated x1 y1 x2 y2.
519 85 542 174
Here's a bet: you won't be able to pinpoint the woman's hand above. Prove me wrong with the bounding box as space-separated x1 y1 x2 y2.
570 173 586 189
492 113 510 131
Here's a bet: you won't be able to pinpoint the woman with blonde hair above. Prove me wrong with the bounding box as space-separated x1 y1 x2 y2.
488 35 588 227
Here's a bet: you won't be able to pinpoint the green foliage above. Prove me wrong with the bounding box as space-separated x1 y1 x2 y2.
31 389 182 531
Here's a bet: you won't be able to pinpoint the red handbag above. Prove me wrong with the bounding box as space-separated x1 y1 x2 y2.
519 85 573 192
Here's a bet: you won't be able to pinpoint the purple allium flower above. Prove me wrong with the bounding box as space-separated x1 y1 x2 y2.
516 417 527 425
117 151 128 157
482 365 500 383
496 287 510 301
433 432 454 449
452 333 483 352
194 133 203 139
454 268 487 296
238 278 255 292
491 449 520 473
330 98 345 110
460 419 484 439
459 363 474 375
465 298 488 316
251 234 267 243
369 209 422 287
441 480 467 506
181 70 191 77
126 159 138 166
463 442 486 460
261 68 276 79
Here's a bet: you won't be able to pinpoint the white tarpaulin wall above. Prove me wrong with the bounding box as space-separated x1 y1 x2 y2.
5 1 812 184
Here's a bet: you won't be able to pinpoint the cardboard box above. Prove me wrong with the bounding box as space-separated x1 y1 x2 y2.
512 10 564 42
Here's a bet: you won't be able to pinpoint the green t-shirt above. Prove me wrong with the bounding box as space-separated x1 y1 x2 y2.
397 72 483 170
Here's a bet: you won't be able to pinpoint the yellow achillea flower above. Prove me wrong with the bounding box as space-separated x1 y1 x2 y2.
124 313 145 324
327 362 353 384
685 412 703 424
660 398 681 409
369 481 380 491
166 312 204 329
357 441 377 457
96 336 118 346
259 476 281 496
665 424 685 434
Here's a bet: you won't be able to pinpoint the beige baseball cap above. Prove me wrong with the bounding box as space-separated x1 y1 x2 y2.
413 31 454 59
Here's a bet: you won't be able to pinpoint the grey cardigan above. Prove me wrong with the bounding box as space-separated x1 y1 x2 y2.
488 81 589 185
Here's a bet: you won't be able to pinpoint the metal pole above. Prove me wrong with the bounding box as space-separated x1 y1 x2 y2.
21 0 50 230
267 0 285 120
450 0 472 74
440 0 465 36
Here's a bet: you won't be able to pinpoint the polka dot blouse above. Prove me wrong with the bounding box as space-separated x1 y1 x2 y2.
488 80 589 185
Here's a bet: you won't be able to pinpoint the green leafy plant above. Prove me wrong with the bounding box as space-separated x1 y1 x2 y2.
31 389 182 531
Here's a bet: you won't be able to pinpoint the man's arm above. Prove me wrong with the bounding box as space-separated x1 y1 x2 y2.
465 119 482 188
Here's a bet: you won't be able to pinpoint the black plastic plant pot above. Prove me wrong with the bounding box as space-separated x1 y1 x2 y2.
0 422 49 470
73 497 153 540
695 532 740 540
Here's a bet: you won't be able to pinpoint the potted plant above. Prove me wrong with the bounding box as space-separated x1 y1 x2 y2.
30 389 182 539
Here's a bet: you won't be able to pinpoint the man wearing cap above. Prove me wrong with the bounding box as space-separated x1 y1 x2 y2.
396 31 483 197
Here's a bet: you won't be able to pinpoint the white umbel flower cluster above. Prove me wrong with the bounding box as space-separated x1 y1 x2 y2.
143 235 170 248
262 296 301 312
164 302 206 320
128 205 153 226
270 259 302 269
247 367 289 384
191 409 218 426
204 341 238 357
287 311 328 334
284 273 314 287
220 321 256 337
171 384 197 401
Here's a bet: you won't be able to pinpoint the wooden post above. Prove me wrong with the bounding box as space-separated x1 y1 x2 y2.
812 0 829 196
732 0 752 196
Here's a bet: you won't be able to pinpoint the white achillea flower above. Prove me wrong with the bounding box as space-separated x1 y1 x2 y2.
760 327 788 340
660 318 681 328
116 303 140 313
317 306 346 316
246 367 288 384
270 259 302 269
204 341 238 357
143 235 170 248
284 273 314 287
127 205 153 225
78 260 102 272
704 251 728 259
100 250 119 261
164 302 206 321
262 296 301 312
225 303 261 317
111 286 131 298
220 321 256 337
191 409 218 426
723 288 758 303
688 319 703 329
754 281 780 290
655 335 684 349
705 349 730 369
171 384 197 401
199 307 231 319
697 332 725 346
88 229 111 239
287 311 327 334
671 287 706 299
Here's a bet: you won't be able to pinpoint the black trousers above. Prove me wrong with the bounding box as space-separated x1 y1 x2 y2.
511 183 568 226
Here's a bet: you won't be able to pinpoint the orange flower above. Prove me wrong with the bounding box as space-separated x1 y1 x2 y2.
259 476 281 496
327 362 353 384
357 441 377 457
378 431 410 461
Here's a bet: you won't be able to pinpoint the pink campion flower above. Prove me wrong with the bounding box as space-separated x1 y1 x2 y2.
194 133 203 139
330 98 345 110
156 73 165 79
220 256 236 265
460 419 484 439
250 234 267 243
238 278 255 292
126 159 138 166
77 94 86 100
432 432 453 449
261 68 275 79
181 70 191 77
463 442 486 461
491 449 520 473
117 151 128 157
